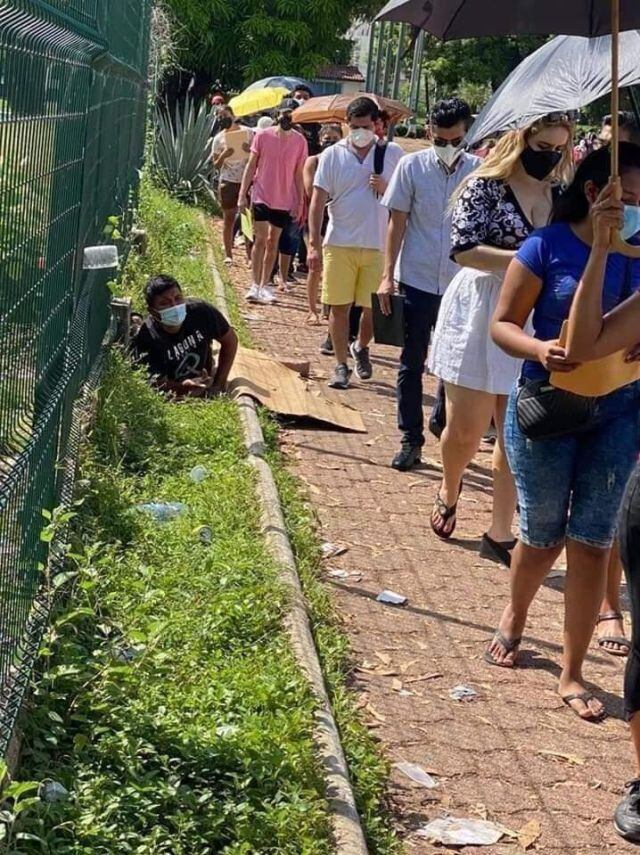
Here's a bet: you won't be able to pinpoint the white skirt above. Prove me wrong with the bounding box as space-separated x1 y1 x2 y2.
428 266 523 396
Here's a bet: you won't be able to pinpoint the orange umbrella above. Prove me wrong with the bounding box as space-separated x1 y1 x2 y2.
292 93 411 125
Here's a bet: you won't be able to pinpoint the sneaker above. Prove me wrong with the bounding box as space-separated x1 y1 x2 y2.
246 283 262 303
320 334 334 356
615 779 640 843
328 363 351 389
260 286 277 304
350 341 373 380
391 442 422 472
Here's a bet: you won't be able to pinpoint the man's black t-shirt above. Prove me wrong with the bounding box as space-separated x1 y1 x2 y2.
133 299 230 381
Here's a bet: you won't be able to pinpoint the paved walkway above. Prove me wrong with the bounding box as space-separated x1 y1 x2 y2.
219 229 635 853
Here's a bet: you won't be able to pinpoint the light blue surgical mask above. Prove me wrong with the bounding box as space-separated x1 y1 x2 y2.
158 303 187 327
622 204 640 241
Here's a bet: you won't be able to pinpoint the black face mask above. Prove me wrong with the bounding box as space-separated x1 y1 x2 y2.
218 116 233 131
520 146 562 181
278 116 293 131
320 139 337 150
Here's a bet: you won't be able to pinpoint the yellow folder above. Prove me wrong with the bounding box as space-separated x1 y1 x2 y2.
550 321 640 397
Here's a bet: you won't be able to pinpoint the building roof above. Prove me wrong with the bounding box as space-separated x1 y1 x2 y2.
315 65 365 83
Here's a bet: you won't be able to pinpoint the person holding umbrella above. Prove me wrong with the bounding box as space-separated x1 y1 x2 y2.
563 161 640 841
487 144 640 727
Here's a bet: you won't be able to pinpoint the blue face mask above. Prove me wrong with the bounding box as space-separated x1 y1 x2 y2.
158 303 187 327
622 205 640 241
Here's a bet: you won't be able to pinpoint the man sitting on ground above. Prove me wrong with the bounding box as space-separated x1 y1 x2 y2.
133 275 238 398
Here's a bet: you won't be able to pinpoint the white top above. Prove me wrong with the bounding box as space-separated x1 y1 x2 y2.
381 148 481 294
314 139 404 251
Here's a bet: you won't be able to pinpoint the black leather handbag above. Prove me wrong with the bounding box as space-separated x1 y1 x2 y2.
515 379 595 441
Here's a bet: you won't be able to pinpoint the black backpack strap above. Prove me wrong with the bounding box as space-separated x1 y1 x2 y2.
374 142 387 175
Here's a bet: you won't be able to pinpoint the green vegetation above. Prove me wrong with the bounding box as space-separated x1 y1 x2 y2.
162 0 380 89
9 183 397 853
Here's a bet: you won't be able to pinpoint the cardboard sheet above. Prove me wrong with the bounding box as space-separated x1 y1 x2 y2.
228 346 366 433
223 129 251 166
551 320 640 397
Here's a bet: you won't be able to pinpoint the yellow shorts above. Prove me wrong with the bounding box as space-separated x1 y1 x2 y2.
321 246 383 308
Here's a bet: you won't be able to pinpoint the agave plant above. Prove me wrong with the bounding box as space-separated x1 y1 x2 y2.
152 97 215 204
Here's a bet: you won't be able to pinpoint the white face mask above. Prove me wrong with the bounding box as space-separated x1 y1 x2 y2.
349 128 376 149
434 143 461 168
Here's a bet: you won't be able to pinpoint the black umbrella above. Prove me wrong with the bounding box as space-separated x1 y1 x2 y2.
375 0 640 257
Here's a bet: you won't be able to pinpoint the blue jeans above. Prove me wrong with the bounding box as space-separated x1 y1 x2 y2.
397 284 442 447
505 385 640 549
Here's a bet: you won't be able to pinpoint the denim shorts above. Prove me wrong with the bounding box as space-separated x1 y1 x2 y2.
504 385 640 550
278 219 301 256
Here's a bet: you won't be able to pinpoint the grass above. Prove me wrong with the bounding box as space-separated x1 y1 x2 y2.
211 222 398 854
10 182 397 854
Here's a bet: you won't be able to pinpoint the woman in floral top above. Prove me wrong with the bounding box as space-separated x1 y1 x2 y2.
428 117 574 563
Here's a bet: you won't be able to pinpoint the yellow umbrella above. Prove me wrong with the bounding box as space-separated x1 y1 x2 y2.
228 87 289 118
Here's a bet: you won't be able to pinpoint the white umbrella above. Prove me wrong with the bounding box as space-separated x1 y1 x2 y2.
467 31 640 146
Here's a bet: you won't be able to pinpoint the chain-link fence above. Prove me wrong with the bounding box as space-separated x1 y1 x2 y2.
0 0 152 755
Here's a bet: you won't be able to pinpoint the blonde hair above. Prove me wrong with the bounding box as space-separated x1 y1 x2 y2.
451 117 575 208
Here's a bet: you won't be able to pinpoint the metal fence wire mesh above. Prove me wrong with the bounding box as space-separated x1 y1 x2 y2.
0 0 152 754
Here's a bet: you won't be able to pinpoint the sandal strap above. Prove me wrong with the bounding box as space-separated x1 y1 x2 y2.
597 611 623 623
562 691 596 705
493 629 522 653
433 494 458 521
598 636 630 648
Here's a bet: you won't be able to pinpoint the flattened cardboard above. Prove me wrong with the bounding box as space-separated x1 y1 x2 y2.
223 128 251 165
228 346 366 433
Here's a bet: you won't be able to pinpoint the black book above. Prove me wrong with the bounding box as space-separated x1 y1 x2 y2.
372 293 405 347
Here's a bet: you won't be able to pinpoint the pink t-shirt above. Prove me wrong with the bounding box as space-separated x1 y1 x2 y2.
250 127 308 213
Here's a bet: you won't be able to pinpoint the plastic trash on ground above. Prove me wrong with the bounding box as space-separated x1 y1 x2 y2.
417 817 505 846
449 684 478 701
135 502 188 522
189 465 209 483
376 590 408 606
395 761 438 789
321 542 348 559
195 525 213 545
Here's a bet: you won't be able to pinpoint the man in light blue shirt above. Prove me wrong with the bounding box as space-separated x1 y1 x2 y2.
378 98 481 471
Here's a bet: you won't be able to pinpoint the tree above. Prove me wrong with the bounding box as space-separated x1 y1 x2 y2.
163 0 379 92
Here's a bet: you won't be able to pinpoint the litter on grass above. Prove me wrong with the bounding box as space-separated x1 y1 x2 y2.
39 781 69 804
376 590 408 606
321 542 348 559
195 525 213 545
416 817 505 846
189 465 209 483
395 761 438 789
135 502 188 522
449 684 478 701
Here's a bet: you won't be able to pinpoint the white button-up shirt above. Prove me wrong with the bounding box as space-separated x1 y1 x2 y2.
381 147 481 295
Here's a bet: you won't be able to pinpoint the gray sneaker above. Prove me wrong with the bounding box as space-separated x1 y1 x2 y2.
328 363 351 389
350 341 373 380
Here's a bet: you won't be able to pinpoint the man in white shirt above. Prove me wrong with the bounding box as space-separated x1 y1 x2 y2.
308 97 403 389
378 98 481 471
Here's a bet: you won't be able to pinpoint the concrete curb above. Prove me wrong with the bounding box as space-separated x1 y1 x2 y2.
207 240 369 855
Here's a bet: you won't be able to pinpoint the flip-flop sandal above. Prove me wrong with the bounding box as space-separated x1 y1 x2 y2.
484 629 522 668
561 691 606 722
596 611 630 657
479 534 518 568
430 481 463 540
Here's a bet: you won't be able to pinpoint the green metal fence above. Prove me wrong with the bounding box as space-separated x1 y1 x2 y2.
0 0 152 754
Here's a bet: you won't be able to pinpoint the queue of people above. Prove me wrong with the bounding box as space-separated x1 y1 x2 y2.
136 86 640 843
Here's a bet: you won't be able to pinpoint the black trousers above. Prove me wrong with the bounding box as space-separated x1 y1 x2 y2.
621 464 640 720
397 284 442 447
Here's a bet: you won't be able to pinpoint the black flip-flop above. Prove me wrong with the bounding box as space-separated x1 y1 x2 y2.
596 611 630 657
479 534 517 569
484 629 522 668
561 691 606 722
430 481 463 540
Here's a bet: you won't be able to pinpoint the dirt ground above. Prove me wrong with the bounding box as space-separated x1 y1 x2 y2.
215 223 636 854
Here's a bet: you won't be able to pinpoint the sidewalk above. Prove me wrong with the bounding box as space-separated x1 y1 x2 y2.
220 235 634 853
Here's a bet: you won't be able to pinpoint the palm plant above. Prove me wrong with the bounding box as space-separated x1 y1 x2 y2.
152 97 215 204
